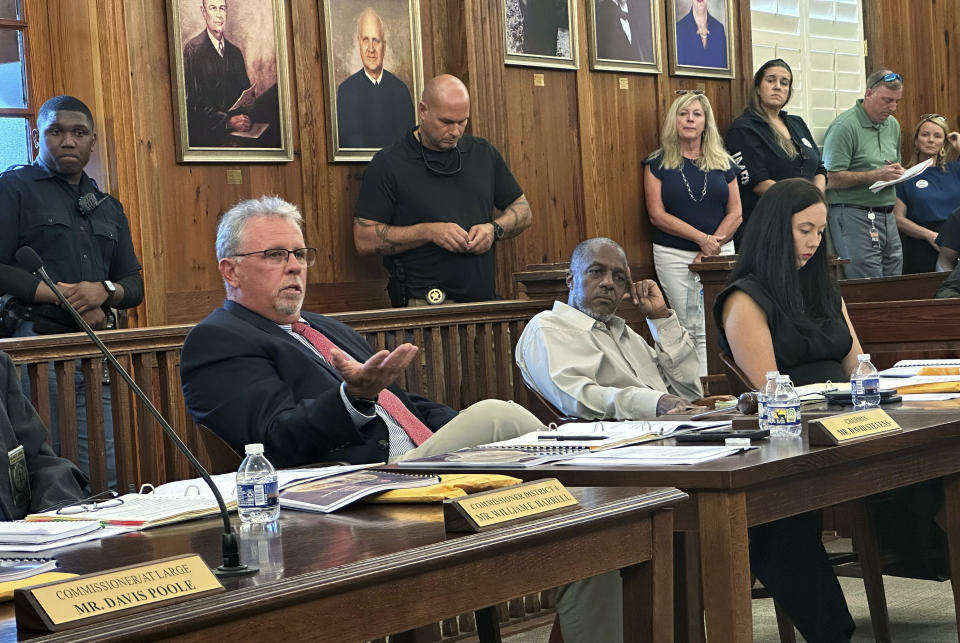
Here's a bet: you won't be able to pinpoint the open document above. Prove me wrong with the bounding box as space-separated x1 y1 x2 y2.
868 157 932 193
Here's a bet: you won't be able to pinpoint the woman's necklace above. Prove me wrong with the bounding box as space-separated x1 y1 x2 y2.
679 158 708 203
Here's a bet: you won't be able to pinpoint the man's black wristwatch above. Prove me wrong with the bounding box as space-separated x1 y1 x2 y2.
347 389 377 413
492 222 505 241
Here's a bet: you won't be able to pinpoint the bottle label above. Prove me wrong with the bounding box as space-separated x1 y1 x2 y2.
769 404 800 426
237 481 279 508
854 377 880 396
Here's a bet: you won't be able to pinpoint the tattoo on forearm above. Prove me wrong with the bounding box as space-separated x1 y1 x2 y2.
356 217 402 254
504 197 530 236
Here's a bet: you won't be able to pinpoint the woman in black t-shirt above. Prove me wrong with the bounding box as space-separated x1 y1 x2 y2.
725 59 826 238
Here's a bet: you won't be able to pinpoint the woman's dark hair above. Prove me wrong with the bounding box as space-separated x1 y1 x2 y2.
728 178 840 320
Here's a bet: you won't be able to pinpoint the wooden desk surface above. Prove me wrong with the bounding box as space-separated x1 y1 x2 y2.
399 408 960 495
399 406 960 642
1 486 686 642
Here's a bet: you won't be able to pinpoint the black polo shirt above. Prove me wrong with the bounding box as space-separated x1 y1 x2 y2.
355 129 523 303
0 161 142 290
725 109 826 223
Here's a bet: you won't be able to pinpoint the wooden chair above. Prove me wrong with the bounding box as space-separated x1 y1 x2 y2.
197 424 242 474
719 351 754 394
522 380 579 425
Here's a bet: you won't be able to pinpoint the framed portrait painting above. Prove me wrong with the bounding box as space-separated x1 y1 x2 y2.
587 0 661 74
166 0 294 162
502 0 579 70
322 0 424 162
667 0 736 79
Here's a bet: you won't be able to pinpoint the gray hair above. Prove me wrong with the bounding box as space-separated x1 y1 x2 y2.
215 195 303 261
865 68 903 93
569 237 627 275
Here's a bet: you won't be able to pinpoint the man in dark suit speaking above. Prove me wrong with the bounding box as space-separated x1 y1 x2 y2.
594 0 654 63
180 196 544 468
336 8 415 149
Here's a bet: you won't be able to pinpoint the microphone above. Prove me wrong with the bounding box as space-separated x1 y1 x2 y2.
15 246 256 578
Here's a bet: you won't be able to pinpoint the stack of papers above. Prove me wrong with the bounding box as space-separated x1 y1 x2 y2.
868 158 932 192
0 558 58 582
0 520 101 544
280 471 440 513
556 445 753 466
481 420 731 451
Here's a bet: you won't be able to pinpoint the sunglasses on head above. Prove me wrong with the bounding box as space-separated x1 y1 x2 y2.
675 89 705 95
869 72 902 88
921 113 947 124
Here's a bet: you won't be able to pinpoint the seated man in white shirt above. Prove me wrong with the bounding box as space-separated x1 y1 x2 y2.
517 237 703 419
515 237 703 642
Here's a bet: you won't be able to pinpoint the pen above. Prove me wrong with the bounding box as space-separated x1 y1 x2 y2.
538 435 607 441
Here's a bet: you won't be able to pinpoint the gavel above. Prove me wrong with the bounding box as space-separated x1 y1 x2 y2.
690 392 758 420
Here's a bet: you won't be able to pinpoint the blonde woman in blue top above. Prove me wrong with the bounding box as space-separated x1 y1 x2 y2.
893 114 960 273
643 91 741 375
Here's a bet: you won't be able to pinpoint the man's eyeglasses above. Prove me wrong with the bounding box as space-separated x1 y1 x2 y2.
49 490 124 515
675 89 705 95
869 72 902 88
230 248 318 267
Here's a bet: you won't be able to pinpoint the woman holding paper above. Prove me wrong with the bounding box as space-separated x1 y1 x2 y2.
893 114 960 273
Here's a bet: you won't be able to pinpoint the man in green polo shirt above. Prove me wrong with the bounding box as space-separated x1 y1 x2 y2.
823 69 905 278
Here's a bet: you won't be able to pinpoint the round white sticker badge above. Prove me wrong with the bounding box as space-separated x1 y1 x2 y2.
801 138 813 148
916 179 929 189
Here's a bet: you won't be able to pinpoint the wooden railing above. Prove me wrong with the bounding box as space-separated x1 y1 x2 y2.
0 300 555 493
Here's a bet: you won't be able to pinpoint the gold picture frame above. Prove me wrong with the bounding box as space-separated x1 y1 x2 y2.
166 0 294 162
667 0 736 79
321 0 424 163
587 0 662 74
502 0 579 70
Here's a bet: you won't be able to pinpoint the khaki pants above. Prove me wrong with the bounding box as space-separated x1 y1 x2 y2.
392 399 623 643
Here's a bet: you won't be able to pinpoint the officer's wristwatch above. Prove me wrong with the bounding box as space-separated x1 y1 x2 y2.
492 222 505 241
102 280 117 297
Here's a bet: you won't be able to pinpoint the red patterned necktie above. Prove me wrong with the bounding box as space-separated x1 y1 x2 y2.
290 322 433 446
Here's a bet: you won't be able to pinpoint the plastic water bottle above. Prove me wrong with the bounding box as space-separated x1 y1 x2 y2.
757 370 780 431
236 443 280 524
767 375 802 438
851 354 881 409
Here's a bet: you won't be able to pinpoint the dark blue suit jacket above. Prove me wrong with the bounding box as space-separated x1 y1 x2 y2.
180 301 456 468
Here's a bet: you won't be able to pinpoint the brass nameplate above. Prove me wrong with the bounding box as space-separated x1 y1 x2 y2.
15 554 224 632
533 73 545 87
808 408 901 446
225 169 242 184
444 478 578 532
618 77 629 90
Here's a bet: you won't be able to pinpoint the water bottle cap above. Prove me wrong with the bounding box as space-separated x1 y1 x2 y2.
244 443 264 455
858 353 871 361
776 374 790 382
765 371 780 378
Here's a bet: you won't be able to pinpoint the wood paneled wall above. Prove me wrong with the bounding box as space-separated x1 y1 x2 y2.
863 0 960 164
23 0 756 326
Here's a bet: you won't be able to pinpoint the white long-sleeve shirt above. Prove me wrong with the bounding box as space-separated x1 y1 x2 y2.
516 301 702 420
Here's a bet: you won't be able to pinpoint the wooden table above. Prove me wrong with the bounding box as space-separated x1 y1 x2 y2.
0 486 686 642
400 409 960 642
